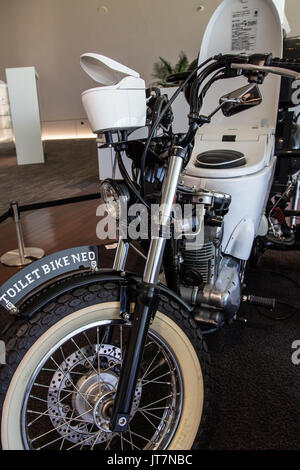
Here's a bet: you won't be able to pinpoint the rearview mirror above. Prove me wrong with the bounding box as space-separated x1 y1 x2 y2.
220 84 262 117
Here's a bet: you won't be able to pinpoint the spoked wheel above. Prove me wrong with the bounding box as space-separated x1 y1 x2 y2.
0 281 212 450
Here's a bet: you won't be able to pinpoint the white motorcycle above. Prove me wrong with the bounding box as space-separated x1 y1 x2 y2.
0 0 299 451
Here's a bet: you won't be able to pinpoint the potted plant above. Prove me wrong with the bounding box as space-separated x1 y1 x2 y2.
152 51 190 87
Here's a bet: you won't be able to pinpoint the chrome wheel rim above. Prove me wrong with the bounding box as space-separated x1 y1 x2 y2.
21 318 183 450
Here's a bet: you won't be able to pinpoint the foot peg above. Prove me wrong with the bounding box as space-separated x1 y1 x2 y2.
242 294 275 310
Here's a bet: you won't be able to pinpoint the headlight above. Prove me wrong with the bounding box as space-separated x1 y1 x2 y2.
99 179 130 220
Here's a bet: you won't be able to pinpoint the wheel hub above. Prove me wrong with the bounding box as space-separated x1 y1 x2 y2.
72 370 118 429
47 343 142 445
93 392 115 431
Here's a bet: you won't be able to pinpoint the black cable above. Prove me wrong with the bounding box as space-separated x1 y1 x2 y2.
189 62 225 115
116 150 150 209
150 94 169 135
178 71 226 150
0 195 101 226
19 194 100 212
197 69 226 110
255 269 300 288
255 303 300 321
248 268 300 321
179 67 227 149
140 56 216 196
0 210 12 225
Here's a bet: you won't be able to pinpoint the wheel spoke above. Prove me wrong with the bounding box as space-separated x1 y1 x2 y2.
141 346 162 380
138 406 171 412
120 325 123 365
27 390 74 426
27 408 90 427
82 331 93 348
105 432 116 450
140 393 174 410
138 408 164 421
33 382 97 398
31 406 93 443
120 432 141 450
49 355 91 408
138 409 157 429
59 409 75 450
96 326 102 394
70 337 98 375
142 380 171 387
128 424 141 450
70 336 108 390
90 430 103 450
42 367 86 376
141 369 174 386
128 429 151 444
37 433 66 450
66 426 100 450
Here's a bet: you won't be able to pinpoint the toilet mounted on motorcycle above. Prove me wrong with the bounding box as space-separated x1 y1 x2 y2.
1 0 300 451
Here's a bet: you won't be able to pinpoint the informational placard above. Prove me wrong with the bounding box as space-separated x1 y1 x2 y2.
0 246 99 313
231 8 259 52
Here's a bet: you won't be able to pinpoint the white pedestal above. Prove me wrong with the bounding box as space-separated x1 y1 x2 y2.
6 66 44 165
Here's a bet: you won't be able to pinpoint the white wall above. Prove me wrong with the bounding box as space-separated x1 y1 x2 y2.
0 0 299 136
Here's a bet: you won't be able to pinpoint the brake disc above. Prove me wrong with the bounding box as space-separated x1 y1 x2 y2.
47 344 142 446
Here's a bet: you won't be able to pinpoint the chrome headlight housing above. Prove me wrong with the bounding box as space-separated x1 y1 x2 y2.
99 179 130 220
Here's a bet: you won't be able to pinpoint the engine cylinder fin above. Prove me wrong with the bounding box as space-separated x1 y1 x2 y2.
181 241 214 284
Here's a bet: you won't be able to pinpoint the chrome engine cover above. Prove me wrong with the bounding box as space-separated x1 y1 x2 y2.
197 256 241 321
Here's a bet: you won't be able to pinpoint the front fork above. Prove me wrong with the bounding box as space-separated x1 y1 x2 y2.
110 146 186 432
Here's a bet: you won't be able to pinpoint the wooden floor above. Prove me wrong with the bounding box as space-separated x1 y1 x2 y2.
0 199 101 286
0 139 99 214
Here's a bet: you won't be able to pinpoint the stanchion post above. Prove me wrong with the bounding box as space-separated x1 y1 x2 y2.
0 200 45 267
10 201 26 264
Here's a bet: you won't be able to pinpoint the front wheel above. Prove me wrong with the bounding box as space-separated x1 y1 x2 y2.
0 280 212 450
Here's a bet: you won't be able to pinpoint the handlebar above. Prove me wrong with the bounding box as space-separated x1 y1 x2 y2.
138 53 300 201
166 71 190 84
270 58 300 73
231 63 300 80
164 54 300 151
166 56 300 86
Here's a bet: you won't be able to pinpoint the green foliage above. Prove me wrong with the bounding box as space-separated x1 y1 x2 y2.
152 51 189 87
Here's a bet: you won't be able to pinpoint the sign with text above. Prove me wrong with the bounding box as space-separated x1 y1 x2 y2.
0 246 99 313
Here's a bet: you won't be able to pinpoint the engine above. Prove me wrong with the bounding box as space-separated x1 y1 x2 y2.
169 188 242 326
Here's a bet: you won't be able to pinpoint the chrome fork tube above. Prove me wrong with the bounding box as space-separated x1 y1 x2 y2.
111 146 186 433
143 147 186 284
113 239 129 271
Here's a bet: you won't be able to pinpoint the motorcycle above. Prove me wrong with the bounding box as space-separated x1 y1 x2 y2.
0 0 300 451
250 35 300 263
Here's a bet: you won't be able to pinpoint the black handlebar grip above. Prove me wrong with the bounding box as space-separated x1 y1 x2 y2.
270 57 300 73
165 71 191 84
